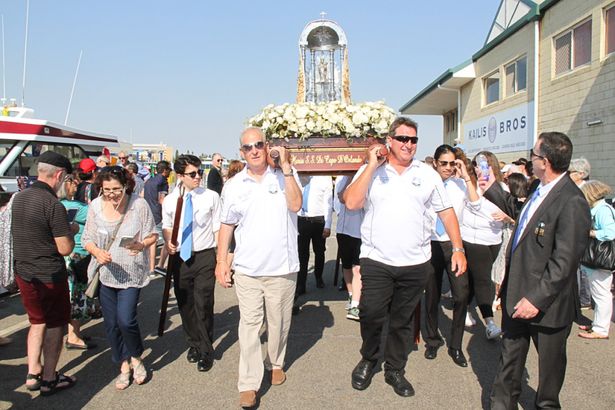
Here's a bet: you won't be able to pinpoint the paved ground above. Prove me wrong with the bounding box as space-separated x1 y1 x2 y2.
1 240 614 410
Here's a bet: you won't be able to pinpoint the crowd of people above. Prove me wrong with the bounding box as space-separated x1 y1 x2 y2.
0 118 613 409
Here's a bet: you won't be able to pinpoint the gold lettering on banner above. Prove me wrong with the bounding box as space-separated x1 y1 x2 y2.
291 150 365 168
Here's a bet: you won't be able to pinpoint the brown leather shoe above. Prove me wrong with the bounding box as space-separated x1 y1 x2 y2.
271 368 286 386
239 390 256 408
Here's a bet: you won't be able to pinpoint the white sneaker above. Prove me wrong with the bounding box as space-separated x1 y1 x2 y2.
465 312 476 327
485 322 502 339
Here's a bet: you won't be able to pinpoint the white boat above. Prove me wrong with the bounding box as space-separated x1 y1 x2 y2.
0 104 119 192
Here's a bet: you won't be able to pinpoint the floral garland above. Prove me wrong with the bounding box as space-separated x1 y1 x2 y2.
247 101 397 140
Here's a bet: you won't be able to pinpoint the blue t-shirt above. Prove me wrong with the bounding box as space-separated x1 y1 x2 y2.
143 174 168 224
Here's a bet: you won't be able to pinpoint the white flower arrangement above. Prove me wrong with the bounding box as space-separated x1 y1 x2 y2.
247 101 397 140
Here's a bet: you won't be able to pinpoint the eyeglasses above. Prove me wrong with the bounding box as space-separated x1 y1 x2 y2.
102 187 124 195
530 149 545 161
241 141 266 152
391 135 419 144
180 169 204 179
118 156 128 160
100 165 125 175
437 160 456 167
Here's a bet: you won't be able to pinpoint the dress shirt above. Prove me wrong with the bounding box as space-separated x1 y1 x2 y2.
431 177 466 242
298 175 333 229
460 193 504 246
356 161 452 267
220 166 300 276
514 173 566 241
162 186 221 251
334 175 363 239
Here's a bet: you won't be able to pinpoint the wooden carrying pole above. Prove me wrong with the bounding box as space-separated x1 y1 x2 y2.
158 187 184 336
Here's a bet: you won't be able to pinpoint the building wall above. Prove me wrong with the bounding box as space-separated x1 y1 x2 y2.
539 0 615 187
459 23 536 163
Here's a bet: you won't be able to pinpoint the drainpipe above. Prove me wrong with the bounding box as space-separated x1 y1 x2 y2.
437 85 461 143
533 19 539 145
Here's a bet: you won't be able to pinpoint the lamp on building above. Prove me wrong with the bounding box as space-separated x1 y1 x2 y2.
586 119 603 127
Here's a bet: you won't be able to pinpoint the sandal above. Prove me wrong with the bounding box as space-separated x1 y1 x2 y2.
578 331 609 340
25 373 42 391
115 371 132 390
578 325 592 331
132 360 147 385
40 373 77 396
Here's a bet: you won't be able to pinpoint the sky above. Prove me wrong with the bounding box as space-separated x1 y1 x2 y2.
1 0 501 160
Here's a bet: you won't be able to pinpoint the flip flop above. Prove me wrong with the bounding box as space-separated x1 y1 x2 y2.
25 373 42 391
578 325 592 331
40 373 77 396
578 331 609 340
65 341 97 350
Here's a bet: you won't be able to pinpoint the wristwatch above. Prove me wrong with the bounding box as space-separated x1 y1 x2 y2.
283 169 294 176
452 247 465 254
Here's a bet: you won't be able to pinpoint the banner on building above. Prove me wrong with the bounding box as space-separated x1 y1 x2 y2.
462 102 534 155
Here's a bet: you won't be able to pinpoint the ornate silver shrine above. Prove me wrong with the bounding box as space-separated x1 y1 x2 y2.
296 12 351 104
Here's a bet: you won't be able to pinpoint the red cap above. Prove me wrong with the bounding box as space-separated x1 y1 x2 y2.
78 158 97 173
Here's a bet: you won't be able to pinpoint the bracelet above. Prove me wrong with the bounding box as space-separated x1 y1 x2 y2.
452 247 465 254
216 260 227 264
464 179 471 182
283 170 294 177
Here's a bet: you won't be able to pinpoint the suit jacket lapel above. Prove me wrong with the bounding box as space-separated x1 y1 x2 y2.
509 176 569 256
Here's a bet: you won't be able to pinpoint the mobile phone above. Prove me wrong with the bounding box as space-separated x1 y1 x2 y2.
66 208 78 223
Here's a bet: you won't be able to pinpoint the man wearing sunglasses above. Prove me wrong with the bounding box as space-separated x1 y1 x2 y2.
162 154 221 373
343 117 467 398
206 153 224 195
215 127 301 408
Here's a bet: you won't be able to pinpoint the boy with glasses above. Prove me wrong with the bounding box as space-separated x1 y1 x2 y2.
162 154 221 372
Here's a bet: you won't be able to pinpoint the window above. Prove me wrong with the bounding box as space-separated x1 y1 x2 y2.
606 6 615 55
554 19 592 75
484 71 500 105
3 143 87 177
505 56 527 96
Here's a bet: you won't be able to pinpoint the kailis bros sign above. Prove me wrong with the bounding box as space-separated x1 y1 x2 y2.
463 102 534 155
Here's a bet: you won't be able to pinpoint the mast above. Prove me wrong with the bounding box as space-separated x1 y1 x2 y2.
65 50 83 125
21 0 30 107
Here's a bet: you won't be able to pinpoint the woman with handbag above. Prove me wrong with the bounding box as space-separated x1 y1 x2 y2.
578 180 615 340
82 166 158 389
58 172 96 350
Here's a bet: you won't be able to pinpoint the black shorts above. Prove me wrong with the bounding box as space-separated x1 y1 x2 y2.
336 233 361 269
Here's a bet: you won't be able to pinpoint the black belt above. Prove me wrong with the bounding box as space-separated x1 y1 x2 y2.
299 215 325 223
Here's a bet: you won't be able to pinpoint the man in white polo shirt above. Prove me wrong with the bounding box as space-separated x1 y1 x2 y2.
344 117 467 398
215 127 302 408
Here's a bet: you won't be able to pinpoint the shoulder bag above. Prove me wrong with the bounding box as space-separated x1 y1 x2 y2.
580 204 615 271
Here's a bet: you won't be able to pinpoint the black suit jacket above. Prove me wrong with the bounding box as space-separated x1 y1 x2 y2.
207 167 224 195
501 174 590 328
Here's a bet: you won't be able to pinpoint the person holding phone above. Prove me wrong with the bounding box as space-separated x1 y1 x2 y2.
82 166 157 390
161 154 221 373
423 145 471 367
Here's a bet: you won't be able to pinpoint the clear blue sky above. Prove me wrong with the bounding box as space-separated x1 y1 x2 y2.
1 0 500 160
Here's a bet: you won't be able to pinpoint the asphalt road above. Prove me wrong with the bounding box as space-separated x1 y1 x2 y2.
1 240 614 410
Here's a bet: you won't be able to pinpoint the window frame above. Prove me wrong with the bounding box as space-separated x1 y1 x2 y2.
504 55 527 97
483 69 501 107
553 17 592 77
3 142 88 178
605 4 615 57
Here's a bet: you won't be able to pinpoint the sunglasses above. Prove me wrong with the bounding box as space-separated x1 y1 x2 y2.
118 156 128 160
181 169 204 179
391 135 419 144
437 160 456 167
241 141 266 152
102 187 124 195
216 159 223 163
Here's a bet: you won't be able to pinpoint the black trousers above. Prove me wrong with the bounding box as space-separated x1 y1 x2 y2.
172 248 216 357
297 216 326 293
463 241 501 319
359 258 431 371
424 241 470 350
490 299 572 410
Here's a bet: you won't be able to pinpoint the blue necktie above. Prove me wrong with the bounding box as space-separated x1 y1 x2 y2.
512 187 540 251
180 193 193 262
302 178 311 213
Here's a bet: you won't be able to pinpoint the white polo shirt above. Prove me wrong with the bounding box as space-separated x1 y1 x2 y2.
220 166 300 276
334 175 363 239
162 186 221 251
356 161 452 267
431 177 467 242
